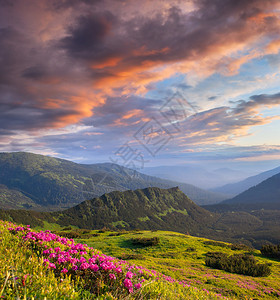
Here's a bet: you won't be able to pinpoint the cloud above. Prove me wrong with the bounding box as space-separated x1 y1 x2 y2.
0 0 280 163
233 92 280 114
166 92 280 146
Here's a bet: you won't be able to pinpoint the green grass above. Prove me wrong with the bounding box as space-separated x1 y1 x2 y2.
2 219 280 299
70 229 280 300
0 220 230 300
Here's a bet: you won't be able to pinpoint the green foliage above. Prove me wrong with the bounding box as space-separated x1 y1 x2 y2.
119 253 145 260
230 243 252 251
261 244 280 259
54 187 218 239
205 252 271 277
131 237 160 247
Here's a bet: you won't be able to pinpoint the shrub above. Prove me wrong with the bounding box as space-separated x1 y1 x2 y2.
230 243 252 251
185 247 196 252
131 237 160 247
56 231 82 239
109 232 124 236
119 253 145 260
80 229 91 234
261 244 280 259
62 226 72 231
205 252 271 277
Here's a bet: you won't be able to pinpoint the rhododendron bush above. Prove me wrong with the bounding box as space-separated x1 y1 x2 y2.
1 221 228 299
8 225 146 297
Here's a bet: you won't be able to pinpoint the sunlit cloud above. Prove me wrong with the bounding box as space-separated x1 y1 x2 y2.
0 0 280 167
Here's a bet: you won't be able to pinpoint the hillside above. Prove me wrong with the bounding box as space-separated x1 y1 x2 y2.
70 228 280 300
212 166 280 196
222 172 280 205
0 184 39 209
1 186 279 248
2 220 280 300
2 221 227 300
54 186 217 236
0 152 227 210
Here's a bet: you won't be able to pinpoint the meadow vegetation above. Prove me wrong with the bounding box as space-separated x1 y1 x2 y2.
0 220 229 299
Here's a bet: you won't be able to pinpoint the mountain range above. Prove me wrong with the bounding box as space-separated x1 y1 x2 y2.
1 185 279 248
212 166 280 196
0 152 228 210
142 165 251 189
222 172 280 206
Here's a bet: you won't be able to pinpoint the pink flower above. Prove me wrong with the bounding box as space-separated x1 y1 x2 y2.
48 263 56 269
115 267 122 274
126 271 133 279
109 273 116 280
61 268 68 273
72 265 78 271
124 278 133 288
134 283 142 289
89 264 99 272
79 263 90 270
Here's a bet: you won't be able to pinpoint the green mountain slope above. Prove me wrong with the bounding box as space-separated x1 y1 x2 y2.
55 186 217 236
0 184 39 209
0 186 279 248
0 152 227 210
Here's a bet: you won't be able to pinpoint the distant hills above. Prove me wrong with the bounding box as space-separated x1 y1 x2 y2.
212 166 280 196
0 152 227 210
221 172 280 205
143 165 250 189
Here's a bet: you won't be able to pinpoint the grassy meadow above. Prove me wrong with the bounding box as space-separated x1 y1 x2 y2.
68 228 280 300
0 220 229 300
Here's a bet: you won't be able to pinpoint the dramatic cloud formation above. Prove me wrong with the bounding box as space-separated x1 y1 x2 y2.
0 0 280 169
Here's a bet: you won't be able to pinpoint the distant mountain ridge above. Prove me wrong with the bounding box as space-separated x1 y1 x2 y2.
143 165 250 189
212 166 280 196
0 152 227 210
222 172 280 205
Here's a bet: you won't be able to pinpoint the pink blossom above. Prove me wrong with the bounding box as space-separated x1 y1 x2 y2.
126 271 133 279
72 265 78 271
61 268 68 273
124 278 133 288
89 264 99 272
48 263 56 269
79 263 90 270
134 283 142 289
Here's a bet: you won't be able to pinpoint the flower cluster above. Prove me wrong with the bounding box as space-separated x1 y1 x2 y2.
9 226 147 296
8 225 230 299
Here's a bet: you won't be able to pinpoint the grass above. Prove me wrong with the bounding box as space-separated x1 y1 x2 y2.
68 229 280 300
0 220 230 300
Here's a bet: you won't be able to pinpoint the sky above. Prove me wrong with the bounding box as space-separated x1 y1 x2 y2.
1 0 280 175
